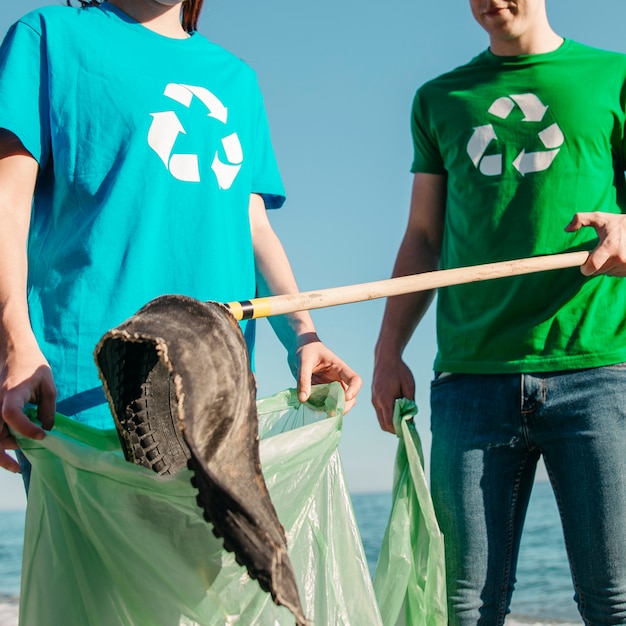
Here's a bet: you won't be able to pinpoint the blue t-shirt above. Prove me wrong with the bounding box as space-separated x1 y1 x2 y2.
0 2 285 428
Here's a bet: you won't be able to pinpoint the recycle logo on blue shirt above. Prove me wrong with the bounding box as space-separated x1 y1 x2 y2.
466 93 564 176
147 83 243 189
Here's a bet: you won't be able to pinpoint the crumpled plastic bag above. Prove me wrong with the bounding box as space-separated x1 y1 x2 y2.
373 399 447 626
16 382 384 626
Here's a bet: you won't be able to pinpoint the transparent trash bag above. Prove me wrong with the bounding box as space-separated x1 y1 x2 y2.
16 383 384 626
373 399 448 626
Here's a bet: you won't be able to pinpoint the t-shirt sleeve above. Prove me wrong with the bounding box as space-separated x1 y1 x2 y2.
250 81 285 209
0 16 51 166
410 87 446 175
619 84 626 170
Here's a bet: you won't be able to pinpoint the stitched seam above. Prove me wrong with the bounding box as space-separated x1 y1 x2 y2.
543 459 585 620
496 461 528 625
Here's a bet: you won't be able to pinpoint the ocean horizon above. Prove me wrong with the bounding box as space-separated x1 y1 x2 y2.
0 482 582 625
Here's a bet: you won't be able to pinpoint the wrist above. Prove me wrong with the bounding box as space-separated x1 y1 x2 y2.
374 336 405 364
280 312 317 353
0 313 38 363
294 331 320 351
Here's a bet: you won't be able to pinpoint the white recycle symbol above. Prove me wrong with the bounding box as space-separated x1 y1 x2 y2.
148 83 243 189
466 93 564 176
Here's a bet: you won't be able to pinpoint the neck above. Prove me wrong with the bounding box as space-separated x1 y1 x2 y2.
108 0 188 39
489 14 563 56
490 29 563 56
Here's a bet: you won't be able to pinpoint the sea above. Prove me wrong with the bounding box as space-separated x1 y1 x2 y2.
0 480 581 625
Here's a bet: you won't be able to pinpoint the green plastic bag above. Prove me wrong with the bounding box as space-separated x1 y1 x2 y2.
373 399 448 626
16 383 384 626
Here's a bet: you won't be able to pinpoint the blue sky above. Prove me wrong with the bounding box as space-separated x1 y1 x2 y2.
2 0 626 509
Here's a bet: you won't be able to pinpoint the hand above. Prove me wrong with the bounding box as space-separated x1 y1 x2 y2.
288 332 362 414
565 212 626 276
371 354 415 434
0 346 56 472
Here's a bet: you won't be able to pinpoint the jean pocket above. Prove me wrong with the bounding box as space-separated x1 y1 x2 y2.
431 371 460 388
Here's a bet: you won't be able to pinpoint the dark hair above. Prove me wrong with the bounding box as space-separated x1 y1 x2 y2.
182 0 204 33
66 1 204 34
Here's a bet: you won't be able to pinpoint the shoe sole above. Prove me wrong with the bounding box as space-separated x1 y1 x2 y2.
94 295 307 625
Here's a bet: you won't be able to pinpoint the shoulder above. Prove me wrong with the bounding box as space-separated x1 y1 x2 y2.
562 39 626 66
192 34 259 80
11 5 81 34
2 4 90 48
415 51 489 100
556 40 626 87
188 34 263 100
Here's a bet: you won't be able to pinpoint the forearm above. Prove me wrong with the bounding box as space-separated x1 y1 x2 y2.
249 194 361 408
0 152 39 363
371 172 445 432
0 217 35 364
374 233 439 363
249 194 316 353
0 143 54 468
254 225 316 354
375 172 445 363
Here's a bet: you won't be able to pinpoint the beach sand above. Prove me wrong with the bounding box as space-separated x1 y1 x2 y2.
0 600 583 626
0 600 17 626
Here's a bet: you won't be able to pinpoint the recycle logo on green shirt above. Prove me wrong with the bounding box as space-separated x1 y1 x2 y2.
147 83 243 189
466 93 564 176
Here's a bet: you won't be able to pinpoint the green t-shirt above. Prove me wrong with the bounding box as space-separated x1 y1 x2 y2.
411 39 626 373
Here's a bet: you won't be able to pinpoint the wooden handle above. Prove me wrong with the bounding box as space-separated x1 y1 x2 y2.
225 251 589 321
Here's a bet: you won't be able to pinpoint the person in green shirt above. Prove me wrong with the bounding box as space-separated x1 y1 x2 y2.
372 0 626 623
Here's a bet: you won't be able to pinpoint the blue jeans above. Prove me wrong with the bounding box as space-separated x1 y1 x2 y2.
430 366 626 626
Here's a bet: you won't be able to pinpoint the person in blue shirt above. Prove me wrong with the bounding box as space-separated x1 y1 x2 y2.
0 0 361 473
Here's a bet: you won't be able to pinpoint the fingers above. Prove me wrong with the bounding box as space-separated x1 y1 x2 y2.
2 397 46 441
295 342 362 412
0 353 56 476
565 211 626 276
35 379 57 431
371 360 415 434
0 389 55 475
583 248 613 276
564 212 598 233
297 362 312 404
332 365 362 415
0 449 20 473
565 212 603 275
324 360 362 409
344 394 358 414
343 371 363 414
371 391 392 433
565 212 610 275
0 365 56 473
373 399 395 434
0 420 25 473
